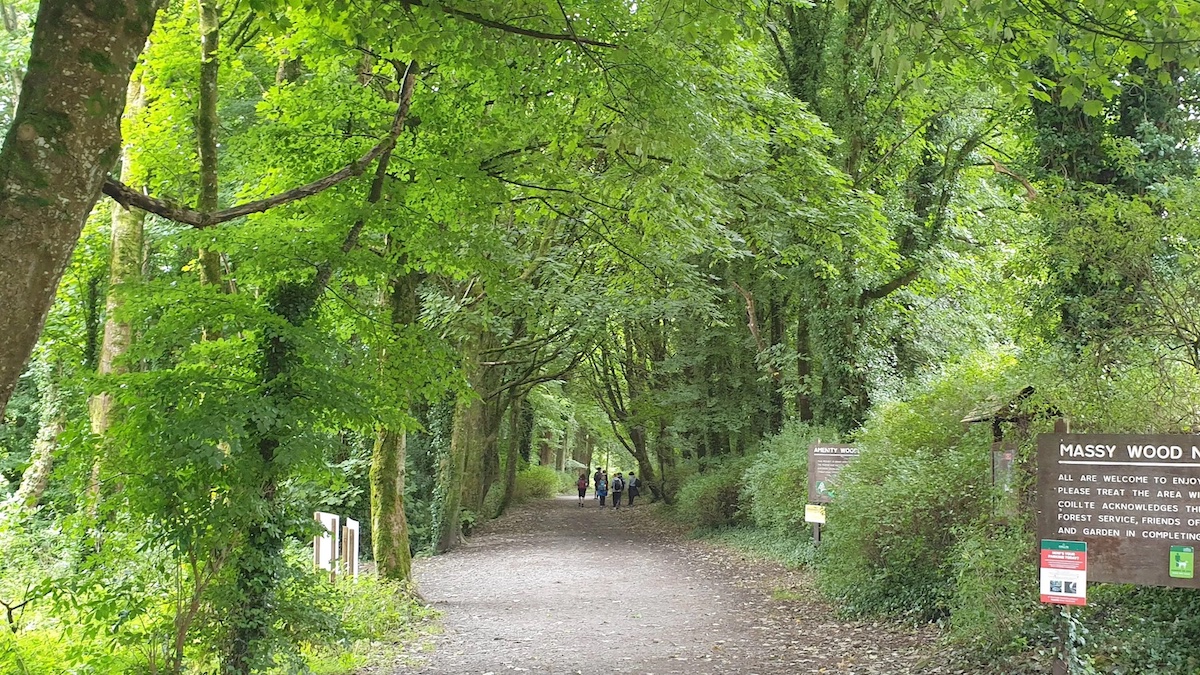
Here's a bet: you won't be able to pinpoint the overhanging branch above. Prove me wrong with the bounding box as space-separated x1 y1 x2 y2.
103 62 420 229
440 5 618 48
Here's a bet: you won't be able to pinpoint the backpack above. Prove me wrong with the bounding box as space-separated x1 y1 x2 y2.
613 477 624 491
576 476 588 490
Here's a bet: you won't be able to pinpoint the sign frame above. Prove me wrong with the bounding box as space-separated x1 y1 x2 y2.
1037 433 1200 588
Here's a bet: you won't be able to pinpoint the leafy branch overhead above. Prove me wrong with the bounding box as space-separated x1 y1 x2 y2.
103 61 419 228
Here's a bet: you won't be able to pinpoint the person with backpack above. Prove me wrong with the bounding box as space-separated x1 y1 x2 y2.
627 472 639 506
576 472 589 507
593 467 603 501
596 474 608 507
611 472 625 509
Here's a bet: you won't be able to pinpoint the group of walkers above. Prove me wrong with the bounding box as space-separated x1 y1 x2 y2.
575 467 640 508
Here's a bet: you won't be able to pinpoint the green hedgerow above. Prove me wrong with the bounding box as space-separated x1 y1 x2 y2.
674 457 754 531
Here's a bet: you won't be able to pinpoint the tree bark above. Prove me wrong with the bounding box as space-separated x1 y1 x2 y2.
196 0 222 288
371 428 412 580
796 309 813 422
371 265 422 581
768 294 784 434
14 372 63 513
434 395 470 553
497 392 525 515
90 75 147 437
0 0 163 417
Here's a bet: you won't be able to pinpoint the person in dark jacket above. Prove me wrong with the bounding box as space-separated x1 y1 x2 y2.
627 472 640 506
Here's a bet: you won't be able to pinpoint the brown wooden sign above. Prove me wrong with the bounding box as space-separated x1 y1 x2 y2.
1038 433 1200 588
808 443 858 504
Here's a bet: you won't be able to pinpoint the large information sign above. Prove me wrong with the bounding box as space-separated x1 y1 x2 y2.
808 443 859 504
1038 433 1200 588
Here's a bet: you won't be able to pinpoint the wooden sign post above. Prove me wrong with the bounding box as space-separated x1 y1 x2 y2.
806 443 859 545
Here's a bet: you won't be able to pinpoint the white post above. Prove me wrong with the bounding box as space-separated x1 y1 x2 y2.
314 511 340 580
344 518 360 578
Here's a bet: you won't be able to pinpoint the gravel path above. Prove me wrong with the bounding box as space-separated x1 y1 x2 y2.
382 495 957 675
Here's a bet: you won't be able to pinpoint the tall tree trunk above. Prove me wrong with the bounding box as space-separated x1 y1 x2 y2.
497 392 525 515
478 394 504 513
0 0 163 417
768 295 784 434
371 267 422 581
538 429 554 466
796 309 813 422
518 397 534 464
371 428 412 579
91 76 146 437
196 0 223 288
14 370 63 513
434 394 470 553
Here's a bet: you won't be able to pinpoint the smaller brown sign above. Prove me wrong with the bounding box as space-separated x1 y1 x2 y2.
808 443 859 504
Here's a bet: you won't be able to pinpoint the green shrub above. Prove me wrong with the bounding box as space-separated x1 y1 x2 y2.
741 421 839 534
816 352 1018 621
674 457 753 530
295 574 434 674
948 522 1038 656
332 575 433 643
514 465 559 502
1082 585 1200 674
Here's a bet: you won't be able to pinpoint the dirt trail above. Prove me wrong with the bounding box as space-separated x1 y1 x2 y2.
383 495 957 675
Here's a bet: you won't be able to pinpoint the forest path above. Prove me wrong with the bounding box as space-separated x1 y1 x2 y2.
381 495 957 675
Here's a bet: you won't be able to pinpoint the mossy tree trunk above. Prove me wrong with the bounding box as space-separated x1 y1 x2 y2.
14 368 63 512
458 332 503 517
196 0 223 289
88 74 147 509
497 392 526 515
434 394 470 553
0 0 163 416
370 266 422 581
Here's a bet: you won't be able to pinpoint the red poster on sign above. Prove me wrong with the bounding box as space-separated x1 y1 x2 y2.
1040 540 1087 606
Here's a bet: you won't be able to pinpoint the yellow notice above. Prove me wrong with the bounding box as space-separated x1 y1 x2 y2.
804 504 826 524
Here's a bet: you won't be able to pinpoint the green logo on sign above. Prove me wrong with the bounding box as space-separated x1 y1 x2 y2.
1171 546 1194 579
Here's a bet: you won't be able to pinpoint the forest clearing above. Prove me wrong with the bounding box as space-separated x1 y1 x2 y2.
6 0 1200 673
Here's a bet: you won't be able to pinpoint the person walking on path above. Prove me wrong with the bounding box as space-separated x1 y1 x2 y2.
593 467 603 501
611 472 625 509
627 472 639 506
597 474 609 507
576 472 589 507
